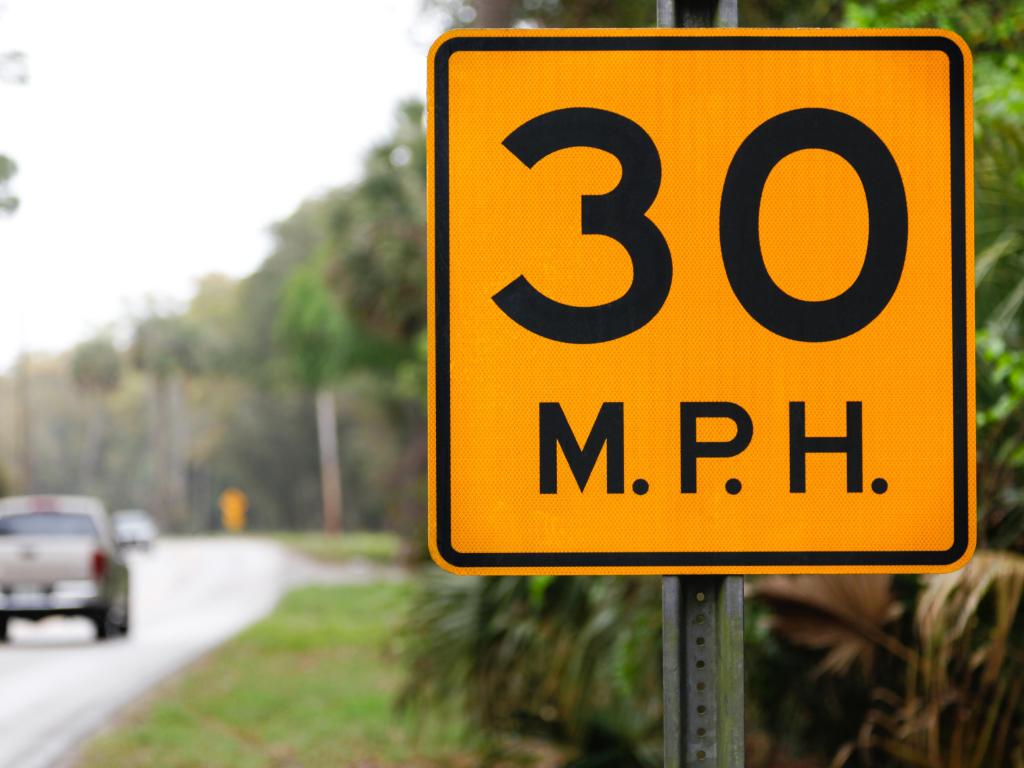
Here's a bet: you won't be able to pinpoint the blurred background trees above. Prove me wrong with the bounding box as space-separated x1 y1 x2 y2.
70 336 121 493
276 244 351 535
0 97 428 538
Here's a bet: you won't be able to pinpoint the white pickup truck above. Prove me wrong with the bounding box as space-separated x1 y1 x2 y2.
0 495 130 641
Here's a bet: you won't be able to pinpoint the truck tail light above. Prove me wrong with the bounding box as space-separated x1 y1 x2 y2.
91 550 107 580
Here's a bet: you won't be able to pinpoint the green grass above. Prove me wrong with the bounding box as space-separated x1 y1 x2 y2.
77 583 467 768
268 531 403 564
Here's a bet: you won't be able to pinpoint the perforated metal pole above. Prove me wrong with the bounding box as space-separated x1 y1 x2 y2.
659 4 745 766
663 576 744 767
657 0 738 27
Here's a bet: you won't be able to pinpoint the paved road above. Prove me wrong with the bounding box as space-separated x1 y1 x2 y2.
0 537 370 768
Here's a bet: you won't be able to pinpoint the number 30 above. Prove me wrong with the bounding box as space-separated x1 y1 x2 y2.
492 107 907 344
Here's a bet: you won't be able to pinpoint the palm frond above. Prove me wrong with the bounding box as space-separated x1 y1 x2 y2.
752 575 904 677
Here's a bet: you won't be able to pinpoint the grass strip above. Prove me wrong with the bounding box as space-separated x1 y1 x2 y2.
269 531 403 564
76 582 466 768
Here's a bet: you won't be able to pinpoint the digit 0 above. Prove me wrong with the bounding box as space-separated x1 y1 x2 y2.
719 108 907 342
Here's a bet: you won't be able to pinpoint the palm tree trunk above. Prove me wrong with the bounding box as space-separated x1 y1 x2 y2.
77 393 104 493
168 376 190 530
315 388 342 535
154 377 171 527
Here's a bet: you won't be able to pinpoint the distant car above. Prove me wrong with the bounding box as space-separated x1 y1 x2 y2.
0 495 130 641
112 510 159 552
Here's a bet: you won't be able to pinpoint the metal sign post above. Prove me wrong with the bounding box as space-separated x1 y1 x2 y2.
657 5 744 768
662 576 744 766
657 0 738 27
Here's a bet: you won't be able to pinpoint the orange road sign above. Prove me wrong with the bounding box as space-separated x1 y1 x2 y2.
219 487 248 533
427 29 975 575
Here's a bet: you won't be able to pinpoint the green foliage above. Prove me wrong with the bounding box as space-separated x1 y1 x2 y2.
324 100 428 345
848 0 1024 345
977 330 1024 548
276 251 411 390
310 102 432 535
321 104 430 411
845 1 1024 51
275 256 355 391
70 336 122 394
976 122 1024 341
403 573 662 766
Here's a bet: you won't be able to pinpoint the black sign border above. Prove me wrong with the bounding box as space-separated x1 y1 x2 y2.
432 33 970 569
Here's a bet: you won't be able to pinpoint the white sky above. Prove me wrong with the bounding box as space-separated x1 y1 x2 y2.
0 0 441 370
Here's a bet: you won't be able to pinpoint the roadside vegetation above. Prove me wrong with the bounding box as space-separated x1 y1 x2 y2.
76 583 465 768
268 531 403 565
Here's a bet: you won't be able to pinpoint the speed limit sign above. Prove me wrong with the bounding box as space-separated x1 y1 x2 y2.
427 29 974 575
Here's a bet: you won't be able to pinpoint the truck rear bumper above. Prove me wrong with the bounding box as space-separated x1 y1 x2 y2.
0 581 105 617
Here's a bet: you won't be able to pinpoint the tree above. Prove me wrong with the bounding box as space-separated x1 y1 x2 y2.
71 337 121 393
131 312 202 529
320 102 434 537
324 100 428 345
70 336 122 492
275 253 354 535
274 183 415 536
236 197 343 384
185 274 245 374
243 185 409 535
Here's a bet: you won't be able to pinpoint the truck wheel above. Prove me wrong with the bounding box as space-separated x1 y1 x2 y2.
93 611 115 641
118 609 131 637
0 617 8 642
